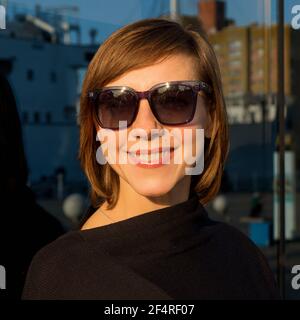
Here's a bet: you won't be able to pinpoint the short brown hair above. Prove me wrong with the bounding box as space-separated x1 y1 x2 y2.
79 18 229 209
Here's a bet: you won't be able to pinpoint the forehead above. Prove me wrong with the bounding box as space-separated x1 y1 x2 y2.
105 54 199 91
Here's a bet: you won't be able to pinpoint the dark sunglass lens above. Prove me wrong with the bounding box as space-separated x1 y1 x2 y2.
151 84 197 125
97 89 137 129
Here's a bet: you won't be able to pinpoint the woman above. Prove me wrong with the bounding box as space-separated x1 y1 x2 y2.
22 18 279 300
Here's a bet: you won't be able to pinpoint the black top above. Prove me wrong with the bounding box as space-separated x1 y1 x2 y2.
22 193 280 300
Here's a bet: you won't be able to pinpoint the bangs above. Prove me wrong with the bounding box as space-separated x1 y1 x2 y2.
86 19 201 90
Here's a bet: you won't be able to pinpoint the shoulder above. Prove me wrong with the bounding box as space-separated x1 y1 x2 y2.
210 221 267 259
22 231 91 299
207 221 280 298
28 231 86 266
22 230 172 300
206 220 268 264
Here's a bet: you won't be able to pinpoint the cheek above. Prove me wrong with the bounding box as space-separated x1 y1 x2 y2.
99 128 136 179
168 123 203 169
179 127 204 158
96 128 124 165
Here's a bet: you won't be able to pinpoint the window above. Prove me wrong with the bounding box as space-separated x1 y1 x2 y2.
229 50 241 57
27 69 34 81
229 60 241 68
34 112 40 123
229 40 241 50
45 112 52 124
22 111 29 124
50 71 57 83
63 105 76 121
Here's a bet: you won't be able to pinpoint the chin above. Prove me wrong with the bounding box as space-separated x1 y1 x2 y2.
129 177 178 198
114 163 187 197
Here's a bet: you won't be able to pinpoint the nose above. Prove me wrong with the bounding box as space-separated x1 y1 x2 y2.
130 98 163 139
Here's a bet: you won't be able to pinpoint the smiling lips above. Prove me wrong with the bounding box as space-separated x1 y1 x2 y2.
127 147 175 167
135 147 173 155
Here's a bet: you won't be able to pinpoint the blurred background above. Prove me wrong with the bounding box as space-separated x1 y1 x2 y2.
0 0 299 299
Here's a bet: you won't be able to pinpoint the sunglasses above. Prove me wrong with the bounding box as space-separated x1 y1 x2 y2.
88 80 212 130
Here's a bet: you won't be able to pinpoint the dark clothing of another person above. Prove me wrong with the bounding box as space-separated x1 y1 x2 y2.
22 192 280 300
1 186 65 299
0 73 65 299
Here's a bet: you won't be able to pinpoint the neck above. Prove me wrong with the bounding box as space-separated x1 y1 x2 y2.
100 176 191 222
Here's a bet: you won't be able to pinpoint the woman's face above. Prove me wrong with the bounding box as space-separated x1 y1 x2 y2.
97 54 211 198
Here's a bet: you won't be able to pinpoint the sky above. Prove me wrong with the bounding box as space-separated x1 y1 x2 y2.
3 0 299 43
